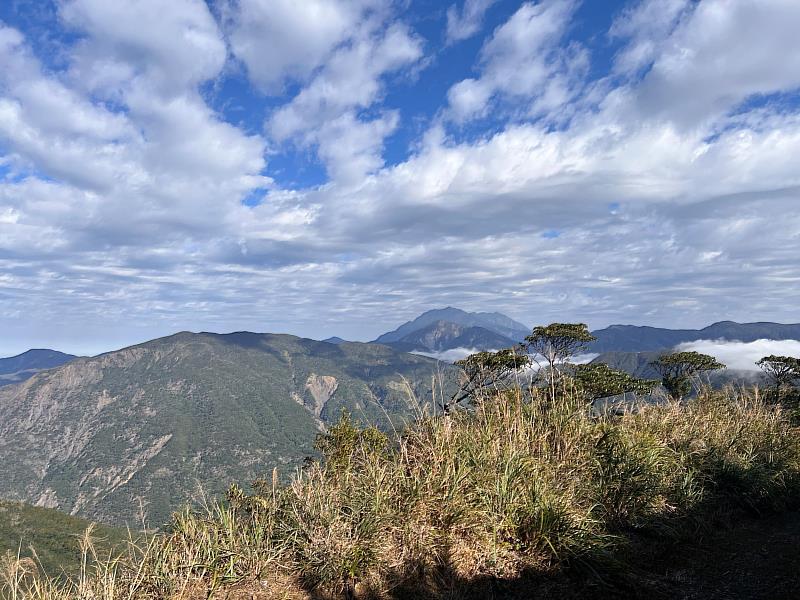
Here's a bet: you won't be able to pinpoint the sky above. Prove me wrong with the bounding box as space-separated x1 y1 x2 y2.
1 0 800 356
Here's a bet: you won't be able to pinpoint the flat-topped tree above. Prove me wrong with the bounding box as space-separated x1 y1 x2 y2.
573 363 658 406
446 348 529 412
756 355 800 401
650 351 726 401
524 323 596 402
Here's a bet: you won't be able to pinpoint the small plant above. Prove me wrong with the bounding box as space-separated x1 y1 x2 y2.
313 409 389 470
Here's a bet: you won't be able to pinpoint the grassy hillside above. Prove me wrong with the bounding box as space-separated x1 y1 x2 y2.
4 384 798 599
0 332 455 526
0 501 127 578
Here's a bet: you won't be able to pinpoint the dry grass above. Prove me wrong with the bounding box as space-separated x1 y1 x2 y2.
4 385 799 599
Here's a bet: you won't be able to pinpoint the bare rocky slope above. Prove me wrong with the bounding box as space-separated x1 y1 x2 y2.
0 332 453 526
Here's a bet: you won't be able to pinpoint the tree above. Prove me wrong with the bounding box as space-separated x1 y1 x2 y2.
650 351 726 401
756 355 800 401
523 323 596 402
572 363 658 406
445 347 529 412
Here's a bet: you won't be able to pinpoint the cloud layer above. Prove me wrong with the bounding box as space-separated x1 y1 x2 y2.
677 339 800 372
1 0 800 355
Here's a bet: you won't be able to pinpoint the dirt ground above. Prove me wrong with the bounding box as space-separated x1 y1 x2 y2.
632 509 800 600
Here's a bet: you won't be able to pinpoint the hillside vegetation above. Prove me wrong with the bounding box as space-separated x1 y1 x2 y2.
0 332 453 526
0 501 127 578
4 382 799 599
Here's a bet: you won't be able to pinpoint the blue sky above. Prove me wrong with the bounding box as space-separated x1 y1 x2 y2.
1 0 800 356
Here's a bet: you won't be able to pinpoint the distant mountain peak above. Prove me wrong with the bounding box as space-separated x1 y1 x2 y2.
373 307 529 352
0 349 77 386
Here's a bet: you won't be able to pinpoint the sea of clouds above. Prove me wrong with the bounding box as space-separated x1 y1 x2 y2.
676 339 800 371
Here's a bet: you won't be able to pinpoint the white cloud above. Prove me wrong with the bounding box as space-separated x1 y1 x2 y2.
446 0 498 44
677 339 800 371
446 0 585 122
631 0 800 126
268 20 422 182
412 347 490 362
610 0 691 75
61 0 227 94
225 0 381 92
2 0 800 356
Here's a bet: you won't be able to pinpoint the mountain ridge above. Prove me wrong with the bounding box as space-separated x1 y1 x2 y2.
589 320 800 353
0 331 454 526
0 348 78 387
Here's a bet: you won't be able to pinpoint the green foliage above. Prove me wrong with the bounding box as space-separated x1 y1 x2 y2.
651 351 726 401
572 363 658 403
756 356 800 425
523 323 596 362
0 332 455 526
313 410 389 470
0 501 128 578
447 347 530 410
524 323 597 402
757 355 800 385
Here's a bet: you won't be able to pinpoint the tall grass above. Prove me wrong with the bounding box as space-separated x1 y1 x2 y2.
3 385 799 599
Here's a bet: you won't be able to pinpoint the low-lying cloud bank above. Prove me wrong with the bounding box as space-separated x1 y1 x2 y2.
412 349 600 366
676 339 800 371
411 347 491 362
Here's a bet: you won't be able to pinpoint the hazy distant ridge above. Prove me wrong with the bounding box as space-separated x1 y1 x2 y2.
0 349 77 387
589 321 800 353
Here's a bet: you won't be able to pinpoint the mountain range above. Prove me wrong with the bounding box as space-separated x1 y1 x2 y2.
0 331 454 525
3 310 800 527
588 321 800 353
371 310 800 358
0 349 77 387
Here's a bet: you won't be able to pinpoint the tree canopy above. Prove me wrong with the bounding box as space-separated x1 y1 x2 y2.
524 323 596 402
523 323 596 362
572 363 658 404
651 351 726 401
757 355 800 387
446 347 530 411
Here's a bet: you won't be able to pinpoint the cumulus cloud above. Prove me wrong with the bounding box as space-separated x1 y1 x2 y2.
446 0 585 122
225 0 381 92
1 0 800 356
268 20 422 182
609 0 691 76
446 0 498 44
676 339 800 371
631 0 800 126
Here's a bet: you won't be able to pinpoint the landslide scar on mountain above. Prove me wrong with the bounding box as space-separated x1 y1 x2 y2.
304 374 338 418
